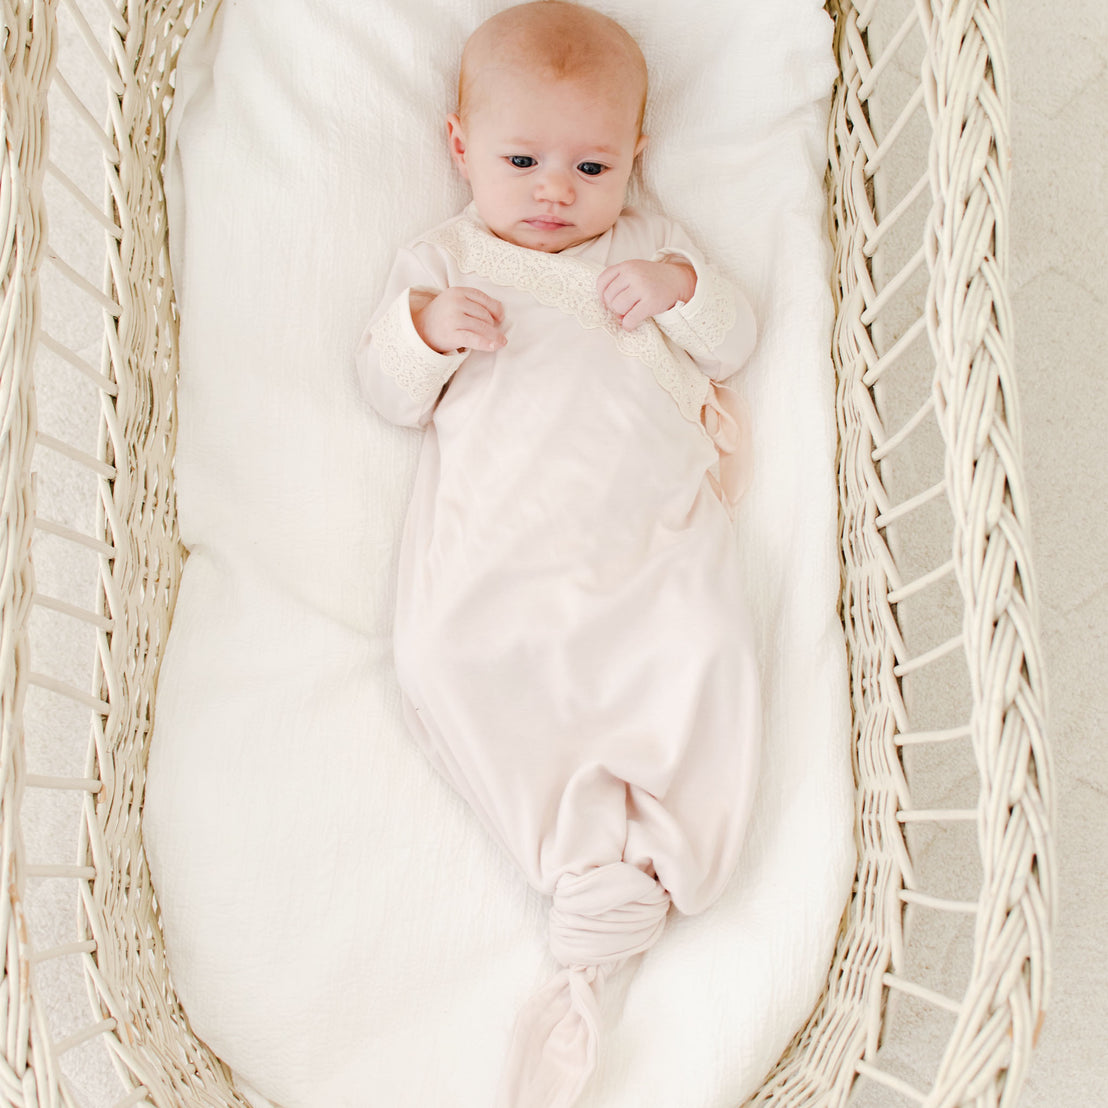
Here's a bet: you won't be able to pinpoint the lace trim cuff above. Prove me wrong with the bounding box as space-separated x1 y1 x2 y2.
652 248 739 358
370 288 466 404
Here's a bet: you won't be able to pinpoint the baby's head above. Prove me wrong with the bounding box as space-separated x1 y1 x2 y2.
447 1 648 253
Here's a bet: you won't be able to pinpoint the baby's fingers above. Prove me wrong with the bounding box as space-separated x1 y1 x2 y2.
456 300 506 351
457 321 506 352
618 299 652 331
596 264 631 309
458 287 505 324
432 288 504 351
597 269 644 330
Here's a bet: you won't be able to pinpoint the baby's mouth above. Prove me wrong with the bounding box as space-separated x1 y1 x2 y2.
525 216 571 230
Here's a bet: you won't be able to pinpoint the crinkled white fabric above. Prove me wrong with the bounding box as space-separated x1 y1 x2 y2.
145 1 854 1106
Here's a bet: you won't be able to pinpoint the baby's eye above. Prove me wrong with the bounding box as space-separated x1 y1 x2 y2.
508 155 536 169
577 162 606 177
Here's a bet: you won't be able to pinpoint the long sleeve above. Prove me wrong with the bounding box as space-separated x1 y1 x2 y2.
650 228 758 381
356 245 468 428
643 218 758 514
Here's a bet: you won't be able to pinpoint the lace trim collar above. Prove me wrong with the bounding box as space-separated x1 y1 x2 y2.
421 214 710 425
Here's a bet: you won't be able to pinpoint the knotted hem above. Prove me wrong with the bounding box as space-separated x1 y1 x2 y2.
496 864 670 1108
701 381 753 519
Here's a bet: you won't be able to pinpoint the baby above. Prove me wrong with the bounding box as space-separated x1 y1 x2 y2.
357 3 760 1104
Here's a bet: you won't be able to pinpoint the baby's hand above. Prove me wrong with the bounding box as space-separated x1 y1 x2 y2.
597 258 697 332
411 287 507 354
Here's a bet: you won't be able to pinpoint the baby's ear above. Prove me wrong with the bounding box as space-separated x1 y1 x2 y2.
446 114 469 178
634 134 648 160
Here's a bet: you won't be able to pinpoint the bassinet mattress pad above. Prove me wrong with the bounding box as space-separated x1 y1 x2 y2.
144 1 853 1106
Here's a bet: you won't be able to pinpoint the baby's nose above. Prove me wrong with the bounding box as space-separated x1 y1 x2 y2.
535 167 574 204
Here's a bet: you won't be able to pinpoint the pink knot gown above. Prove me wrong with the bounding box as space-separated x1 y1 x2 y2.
357 205 761 1107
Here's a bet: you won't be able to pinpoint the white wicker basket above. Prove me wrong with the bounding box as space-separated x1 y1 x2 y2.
1 1 1053 1105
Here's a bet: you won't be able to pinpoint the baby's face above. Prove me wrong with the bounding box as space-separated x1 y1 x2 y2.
448 68 645 253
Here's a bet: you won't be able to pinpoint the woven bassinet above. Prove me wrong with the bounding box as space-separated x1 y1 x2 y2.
1 0 1053 1105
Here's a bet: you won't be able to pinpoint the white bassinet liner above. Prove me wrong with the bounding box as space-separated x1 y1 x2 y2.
143 1 854 1105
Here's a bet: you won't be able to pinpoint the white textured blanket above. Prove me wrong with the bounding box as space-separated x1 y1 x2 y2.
145 2 854 1106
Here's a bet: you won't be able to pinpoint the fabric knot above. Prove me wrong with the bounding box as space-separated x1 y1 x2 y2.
549 862 670 969
497 865 670 1107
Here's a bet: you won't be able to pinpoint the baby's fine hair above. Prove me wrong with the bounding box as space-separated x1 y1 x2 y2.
457 1 648 129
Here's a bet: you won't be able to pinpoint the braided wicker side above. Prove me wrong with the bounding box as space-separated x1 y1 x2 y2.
745 0 1051 1104
922 3 1051 1103
66 2 259 1103
1 6 69 1107
744 4 912 1101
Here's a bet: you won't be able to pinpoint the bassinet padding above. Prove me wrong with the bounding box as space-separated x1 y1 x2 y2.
0 2 1052 1107
143 0 850 1103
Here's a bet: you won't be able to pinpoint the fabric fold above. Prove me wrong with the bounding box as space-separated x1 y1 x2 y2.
497 864 671 1108
702 380 754 517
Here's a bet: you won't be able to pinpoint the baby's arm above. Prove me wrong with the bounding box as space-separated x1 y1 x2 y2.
597 221 757 380
356 245 504 428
